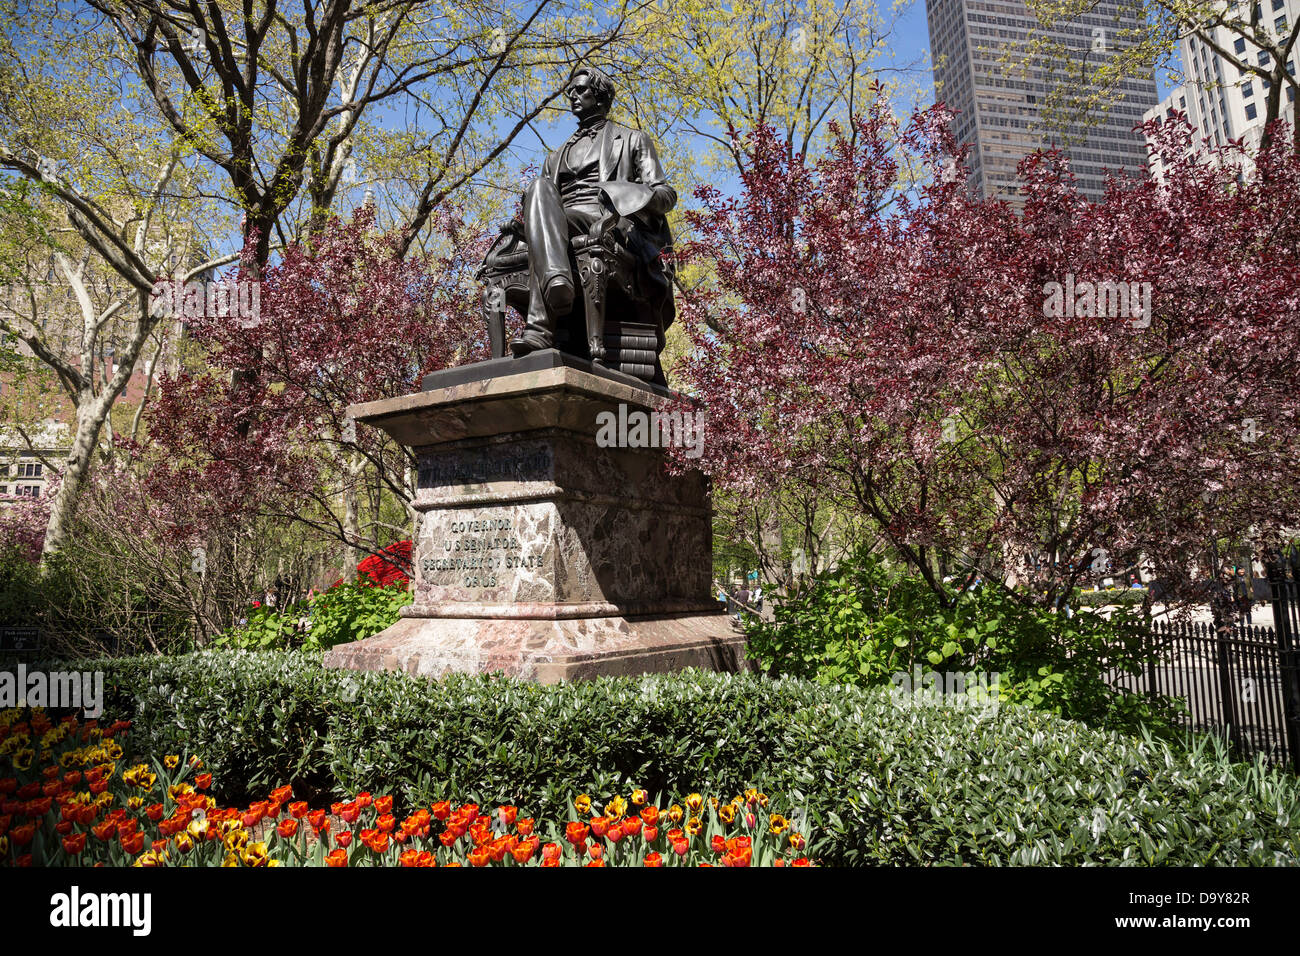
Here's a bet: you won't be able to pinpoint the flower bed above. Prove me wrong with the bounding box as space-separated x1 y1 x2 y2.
0 708 811 867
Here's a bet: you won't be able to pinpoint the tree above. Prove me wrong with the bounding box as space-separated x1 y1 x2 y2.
669 95 1300 610
141 205 487 580
0 0 639 559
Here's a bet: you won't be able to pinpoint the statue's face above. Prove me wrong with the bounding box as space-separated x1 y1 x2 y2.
566 77 605 120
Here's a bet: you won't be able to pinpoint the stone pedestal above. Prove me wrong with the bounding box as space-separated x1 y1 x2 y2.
322 350 746 683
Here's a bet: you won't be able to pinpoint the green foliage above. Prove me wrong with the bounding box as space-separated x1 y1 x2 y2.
0 546 62 628
213 583 412 652
0 545 188 654
1072 587 1149 608
85 651 1300 866
743 547 1183 736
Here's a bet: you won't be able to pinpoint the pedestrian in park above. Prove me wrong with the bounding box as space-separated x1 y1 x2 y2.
735 585 751 620
1233 565 1254 624
752 584 763 612
1209 565 1237 638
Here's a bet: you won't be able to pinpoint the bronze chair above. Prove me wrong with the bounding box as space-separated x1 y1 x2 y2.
476 215 666 386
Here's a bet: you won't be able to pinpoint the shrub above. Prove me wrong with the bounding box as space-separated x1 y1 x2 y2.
213 582 412 652
77 650 1300 866
356 541 412 589
744 548 1184 737
0 545 188 656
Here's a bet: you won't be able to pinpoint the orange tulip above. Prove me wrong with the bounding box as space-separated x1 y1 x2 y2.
643 852 664 867
565 822 590 846
326 848 348 867
61 833 86 855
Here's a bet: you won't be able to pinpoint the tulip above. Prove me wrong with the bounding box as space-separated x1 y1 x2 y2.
61 833 86 855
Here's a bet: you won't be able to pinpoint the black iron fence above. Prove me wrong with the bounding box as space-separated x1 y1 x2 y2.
1114 552 1300 772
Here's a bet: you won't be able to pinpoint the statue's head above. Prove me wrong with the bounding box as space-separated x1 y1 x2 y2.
566 66 615 120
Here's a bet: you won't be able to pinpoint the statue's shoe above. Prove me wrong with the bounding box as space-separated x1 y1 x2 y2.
510 333 550 358
543 276 575 316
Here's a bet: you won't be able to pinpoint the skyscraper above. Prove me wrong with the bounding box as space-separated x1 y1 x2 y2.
926 0 1159 202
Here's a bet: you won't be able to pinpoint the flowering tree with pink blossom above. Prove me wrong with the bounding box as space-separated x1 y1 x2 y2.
0 474 58 562
142 206 490 580
672 96 1300 610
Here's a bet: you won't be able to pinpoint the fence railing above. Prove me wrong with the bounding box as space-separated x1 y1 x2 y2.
1113 552 1300 772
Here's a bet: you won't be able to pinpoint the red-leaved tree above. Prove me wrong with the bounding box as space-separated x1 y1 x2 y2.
672 95 1300 609
143 205 490 579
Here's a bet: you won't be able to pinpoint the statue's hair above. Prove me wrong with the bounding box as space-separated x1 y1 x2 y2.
567 66 616 109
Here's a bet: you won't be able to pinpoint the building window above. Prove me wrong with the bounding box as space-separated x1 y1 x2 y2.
1246 102 1259 120
0 486 7 495
1273 0 1283 10
1277 16 1288 31
1243 81 1254 97
16 462 41 478
1235 37 1247 54
1259 51 1271 66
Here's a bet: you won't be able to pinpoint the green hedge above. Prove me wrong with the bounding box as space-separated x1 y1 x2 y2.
1072 587 1149 608
85 650 1300 866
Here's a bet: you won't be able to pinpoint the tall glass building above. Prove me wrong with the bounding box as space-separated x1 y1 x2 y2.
926 0 1158 202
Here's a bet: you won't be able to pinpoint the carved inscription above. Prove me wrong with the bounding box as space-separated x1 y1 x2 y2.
419 516 545 589
418 449 550 488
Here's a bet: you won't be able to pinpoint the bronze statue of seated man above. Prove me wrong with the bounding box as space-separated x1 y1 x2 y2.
480 66 677 367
